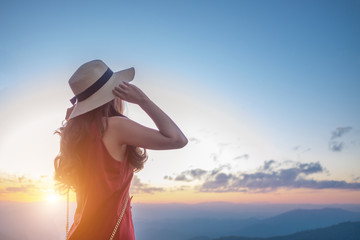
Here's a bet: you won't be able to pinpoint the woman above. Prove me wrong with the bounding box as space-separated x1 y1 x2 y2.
54 59 188 240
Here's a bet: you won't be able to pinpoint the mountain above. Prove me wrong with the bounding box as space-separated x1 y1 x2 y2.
137 208 360 240
135 218 260 240
214 221 360 240
236 208 360 237
187 237 213 240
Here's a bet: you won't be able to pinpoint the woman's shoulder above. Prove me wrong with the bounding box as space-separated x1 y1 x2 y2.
103 113 128 121
104 115 129 129
106 115 128 122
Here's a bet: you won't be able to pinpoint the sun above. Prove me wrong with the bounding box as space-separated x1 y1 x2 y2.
46 192 61 203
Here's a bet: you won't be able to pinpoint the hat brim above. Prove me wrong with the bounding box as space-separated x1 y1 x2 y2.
68 67 135 119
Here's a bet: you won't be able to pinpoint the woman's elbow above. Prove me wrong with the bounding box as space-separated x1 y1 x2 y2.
174 136 188 149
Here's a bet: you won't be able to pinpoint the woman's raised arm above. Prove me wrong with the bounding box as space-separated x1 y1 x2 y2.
110 81 188 150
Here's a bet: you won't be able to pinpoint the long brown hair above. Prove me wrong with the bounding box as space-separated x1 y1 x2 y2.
53 98 147 195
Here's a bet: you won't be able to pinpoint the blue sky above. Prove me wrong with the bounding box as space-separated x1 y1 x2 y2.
0 0 360 203
1 0 359 129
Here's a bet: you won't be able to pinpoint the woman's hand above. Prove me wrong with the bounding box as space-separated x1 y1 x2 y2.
112 81 149 105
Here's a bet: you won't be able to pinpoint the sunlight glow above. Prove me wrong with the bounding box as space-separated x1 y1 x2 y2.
46 191 61 203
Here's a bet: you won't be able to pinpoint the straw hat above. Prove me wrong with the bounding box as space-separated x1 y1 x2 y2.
68 59 135 119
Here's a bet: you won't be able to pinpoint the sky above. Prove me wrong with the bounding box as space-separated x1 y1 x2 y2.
0 0 360 207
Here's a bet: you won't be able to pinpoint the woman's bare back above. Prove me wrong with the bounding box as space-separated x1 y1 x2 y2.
101 117 128 163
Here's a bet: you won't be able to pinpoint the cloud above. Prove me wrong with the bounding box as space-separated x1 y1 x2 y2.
329 141 343 152
201 173 233 190
130 176 163 194
302 148 311 153
174 168 208 182
163 175 173 180
174 174 189 181
189 137 200 144
328 126 352 152
233 154 249 160
293 145 300 151
331 127 352 140
198 161 360 193
0 172 44 195
262 159 275 171
5 186 31 193
293 146 311 153
170 165 231 183
0 171 164 197
18 176 26 183
210 153 218 162
353 176 360 182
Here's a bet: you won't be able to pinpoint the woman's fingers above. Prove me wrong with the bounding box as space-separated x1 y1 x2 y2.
113 81 140 103
113 84 129 100
117 81 129 89
112 88 124 98
112 89 119 97
117 84 126 90
114 85 127 93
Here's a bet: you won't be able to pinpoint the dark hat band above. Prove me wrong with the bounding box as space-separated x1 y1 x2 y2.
70 68 113 105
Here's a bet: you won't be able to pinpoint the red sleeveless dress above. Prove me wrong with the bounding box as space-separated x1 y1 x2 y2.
67 120 135 240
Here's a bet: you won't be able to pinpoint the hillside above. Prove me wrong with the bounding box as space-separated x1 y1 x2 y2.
236 208 360 237
214 221 360 240
136 208 360 240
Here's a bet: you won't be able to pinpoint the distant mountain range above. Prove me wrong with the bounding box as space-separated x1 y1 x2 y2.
1 203 360 240
134 208 360 240
212 221 360 240
234 207 360 237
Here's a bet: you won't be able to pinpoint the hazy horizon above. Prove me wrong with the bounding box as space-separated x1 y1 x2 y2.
1 200 360 239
